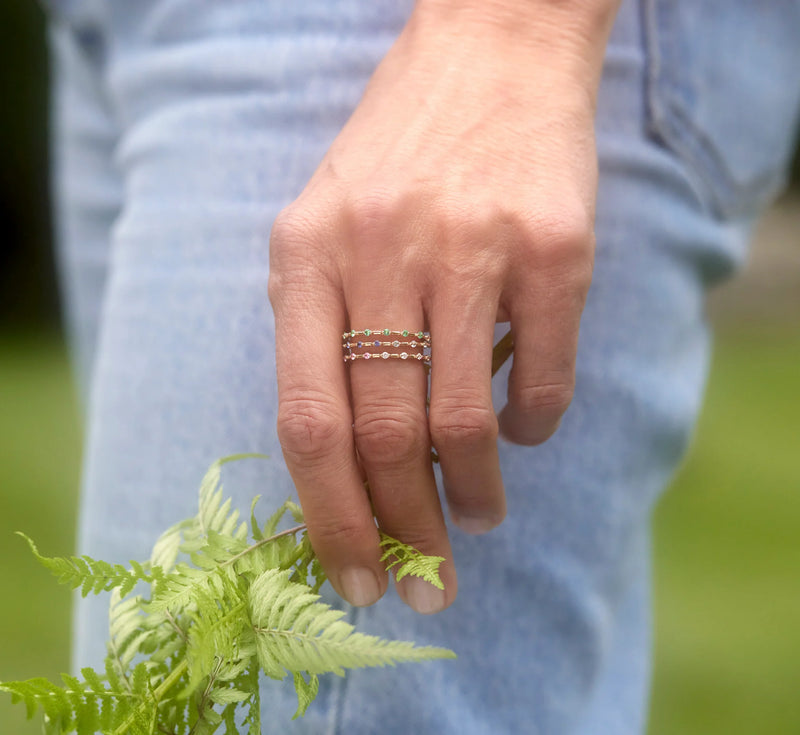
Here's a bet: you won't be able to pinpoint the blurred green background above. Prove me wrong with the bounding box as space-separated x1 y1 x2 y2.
1 3 798 734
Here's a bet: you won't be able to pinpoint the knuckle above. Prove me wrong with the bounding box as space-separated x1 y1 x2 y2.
533 200 594 249
268 207 339 310
526 203 595 269
511 204 595 297
344 186 407 240
511 379 575 419
353 408 428 467
310 512 371 550
270 205 317 249
429 401 498 452
277 395 349 464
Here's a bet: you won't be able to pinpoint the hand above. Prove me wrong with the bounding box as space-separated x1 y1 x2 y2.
269 0 618 613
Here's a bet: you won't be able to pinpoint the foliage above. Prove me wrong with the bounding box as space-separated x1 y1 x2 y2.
379 535 445 590
0 455 455 733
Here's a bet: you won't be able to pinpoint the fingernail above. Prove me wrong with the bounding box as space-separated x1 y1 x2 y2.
402 577 446 615
339 567 381 607
498 407 562 446
451 513 499 535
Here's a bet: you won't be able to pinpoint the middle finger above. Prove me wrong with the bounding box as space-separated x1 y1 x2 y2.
347 305 456 615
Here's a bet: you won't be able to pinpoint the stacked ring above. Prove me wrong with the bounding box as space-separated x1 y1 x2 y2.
342 329 430 341
342 328 431 365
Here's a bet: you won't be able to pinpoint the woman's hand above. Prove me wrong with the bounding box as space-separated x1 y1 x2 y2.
269 0 619 613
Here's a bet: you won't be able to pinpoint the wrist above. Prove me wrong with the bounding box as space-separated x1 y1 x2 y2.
415 0 620 28
412 0 620 89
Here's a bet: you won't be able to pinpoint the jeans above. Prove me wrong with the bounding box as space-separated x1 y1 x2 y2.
47 0 800 732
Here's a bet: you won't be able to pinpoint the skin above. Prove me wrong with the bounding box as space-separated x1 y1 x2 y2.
269 0 621 614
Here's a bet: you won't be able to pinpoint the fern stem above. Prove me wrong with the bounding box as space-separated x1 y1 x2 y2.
152 659 189 701
108 639 134 695
492 330 514 377
187 662 224 735
164 609 189 645
222 523 307 569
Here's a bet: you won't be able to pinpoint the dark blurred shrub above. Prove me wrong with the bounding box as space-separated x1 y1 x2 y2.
0 2 53 329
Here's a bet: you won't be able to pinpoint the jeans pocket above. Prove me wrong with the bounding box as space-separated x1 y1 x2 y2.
643 0 800 219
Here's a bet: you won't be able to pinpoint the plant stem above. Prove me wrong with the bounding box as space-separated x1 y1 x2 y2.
492 330 514 377
164 609 189 645
222 524 307 568
187 667 218 735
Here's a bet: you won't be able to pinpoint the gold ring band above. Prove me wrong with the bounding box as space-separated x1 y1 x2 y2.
343 328 431 366
344 351 430 364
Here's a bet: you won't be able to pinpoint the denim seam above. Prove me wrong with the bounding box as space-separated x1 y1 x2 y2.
641 0 787 221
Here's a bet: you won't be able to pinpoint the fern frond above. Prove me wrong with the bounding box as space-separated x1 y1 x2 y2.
309 556 327 594
3 455 457 730
260 497 292 539
249 495 264 541
0 663 154 735
292 672 319 720
150 519 191 573
183 574 249 696
107 589 151 691
378 533 446 590
238 663 261 735
151 455 267 572
18 533 160 598
160 456 259 566
197 456 263 540
194 530 250 567
249 569 455 680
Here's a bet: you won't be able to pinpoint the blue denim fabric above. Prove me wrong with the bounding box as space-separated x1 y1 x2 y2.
48 0 800 733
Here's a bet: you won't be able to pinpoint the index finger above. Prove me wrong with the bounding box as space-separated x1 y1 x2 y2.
269 234 387 608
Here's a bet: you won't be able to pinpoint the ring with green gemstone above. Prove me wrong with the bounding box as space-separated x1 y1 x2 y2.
341 328 430 341
342 328 431 366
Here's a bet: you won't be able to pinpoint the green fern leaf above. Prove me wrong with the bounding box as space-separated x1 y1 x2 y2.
149 518 190 572
260 497 293 538
17 533 159 598
239 663 261 735
183 576 249 696
249 569 455 679
0 663 153 735
292 672 319 720
249 494 264 541
3 455 457 730
209 687 250 706
379 533 446 590
107 589 155 680
197 455 265 539
148 562 223 614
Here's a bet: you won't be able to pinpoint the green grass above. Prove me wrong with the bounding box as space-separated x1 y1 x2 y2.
648 327 800 735
0 328 798 734
0 332 81 734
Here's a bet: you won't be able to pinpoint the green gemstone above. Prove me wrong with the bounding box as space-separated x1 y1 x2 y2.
364 329 371 337
350 330 356 337
383 328 390 336
417 331 425 339
402 330 409 337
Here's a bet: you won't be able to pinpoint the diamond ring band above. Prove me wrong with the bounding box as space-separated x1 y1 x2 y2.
342 328 431 366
